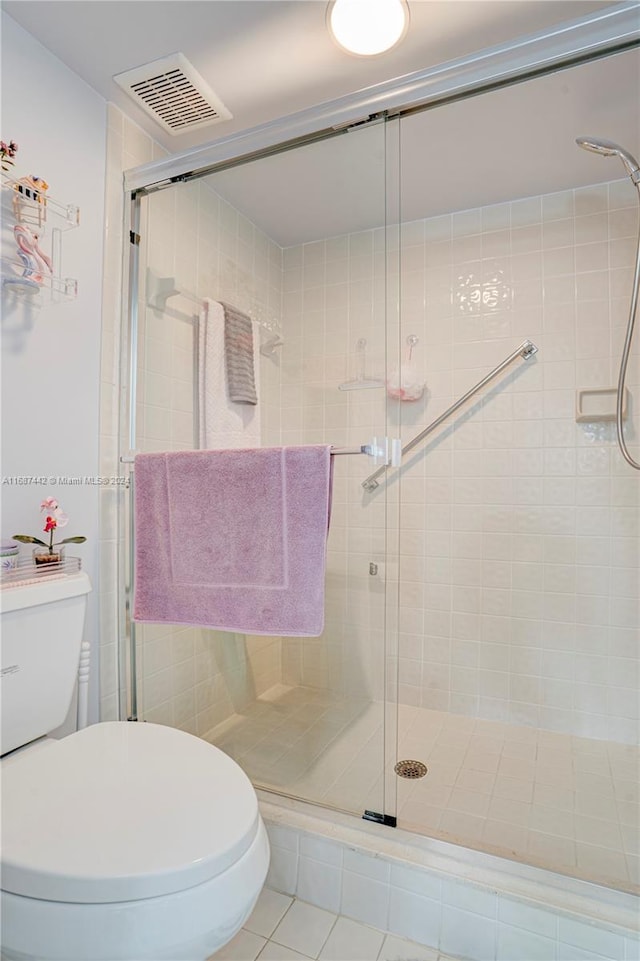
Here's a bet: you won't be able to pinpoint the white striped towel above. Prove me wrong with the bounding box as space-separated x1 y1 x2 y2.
198 299 261 450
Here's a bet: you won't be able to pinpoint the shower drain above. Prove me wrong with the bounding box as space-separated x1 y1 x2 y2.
394 759 428 779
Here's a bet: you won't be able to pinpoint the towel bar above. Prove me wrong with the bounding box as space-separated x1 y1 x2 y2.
146 270 283 356
120 445 375 465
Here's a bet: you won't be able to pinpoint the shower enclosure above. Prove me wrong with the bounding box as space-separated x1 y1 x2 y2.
123 117 402 826
118 8 640 896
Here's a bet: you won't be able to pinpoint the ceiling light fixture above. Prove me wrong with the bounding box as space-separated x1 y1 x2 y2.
327 0 409 57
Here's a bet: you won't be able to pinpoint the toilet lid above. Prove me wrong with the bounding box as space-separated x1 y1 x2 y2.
1 722 261 903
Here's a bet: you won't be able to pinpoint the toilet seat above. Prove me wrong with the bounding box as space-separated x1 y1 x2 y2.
1 721 261 904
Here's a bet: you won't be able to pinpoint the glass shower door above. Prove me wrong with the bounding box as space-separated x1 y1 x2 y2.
124 115 401 824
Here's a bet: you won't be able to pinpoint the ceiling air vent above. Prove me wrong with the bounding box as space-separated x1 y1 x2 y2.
113 53 232 136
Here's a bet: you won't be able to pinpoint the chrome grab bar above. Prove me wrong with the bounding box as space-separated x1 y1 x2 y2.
362 339 539 492
119 339 537 477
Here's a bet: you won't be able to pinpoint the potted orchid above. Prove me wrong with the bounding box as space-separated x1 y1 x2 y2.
13 497 86 565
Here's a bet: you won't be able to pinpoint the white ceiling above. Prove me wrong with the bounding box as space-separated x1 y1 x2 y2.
3 1 638 247
205 46 640 245
1 0 620 152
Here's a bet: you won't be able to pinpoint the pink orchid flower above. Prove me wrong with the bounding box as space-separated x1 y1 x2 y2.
40 498 68 527
13 499 86 558
54 510 69 529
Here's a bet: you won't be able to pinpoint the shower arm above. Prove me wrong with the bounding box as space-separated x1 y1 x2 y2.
362 339 539 492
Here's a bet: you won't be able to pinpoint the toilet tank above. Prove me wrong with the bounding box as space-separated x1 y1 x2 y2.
1 572 92 756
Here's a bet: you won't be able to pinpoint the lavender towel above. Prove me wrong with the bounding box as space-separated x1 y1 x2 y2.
223 302 257 405
133 446 333 637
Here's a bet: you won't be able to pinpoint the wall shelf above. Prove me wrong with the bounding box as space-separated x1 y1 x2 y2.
1 170 79 230
575 387 628 423
1 258 78 299
146 269 284 356
1 170 79 301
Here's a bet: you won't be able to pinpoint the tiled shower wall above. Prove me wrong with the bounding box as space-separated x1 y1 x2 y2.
99 104 285 731
132 176 284 735
281 179 640 744
279 231 390 701
101 104 638 745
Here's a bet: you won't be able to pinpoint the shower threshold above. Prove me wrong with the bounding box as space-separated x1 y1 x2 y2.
205 687 639 894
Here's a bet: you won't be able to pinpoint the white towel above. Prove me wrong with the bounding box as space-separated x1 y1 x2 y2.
198 299 261 450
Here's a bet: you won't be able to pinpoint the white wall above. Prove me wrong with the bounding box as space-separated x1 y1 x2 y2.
1 13 106 724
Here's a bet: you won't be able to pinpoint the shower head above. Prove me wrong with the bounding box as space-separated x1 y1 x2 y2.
576 137 640 185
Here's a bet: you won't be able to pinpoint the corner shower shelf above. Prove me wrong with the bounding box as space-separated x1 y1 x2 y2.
339 337 385 390
1 171 79 301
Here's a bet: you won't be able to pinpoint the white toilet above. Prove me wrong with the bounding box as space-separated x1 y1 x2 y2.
0 572 270 961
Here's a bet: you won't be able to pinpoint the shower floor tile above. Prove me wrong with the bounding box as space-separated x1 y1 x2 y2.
396 704 639 893
205 686 385 813
205 687 639 892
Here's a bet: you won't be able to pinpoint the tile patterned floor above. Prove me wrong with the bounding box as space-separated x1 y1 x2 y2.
395 705 639 892
206 686 640 892
210 889 456 961
206 686 381 810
